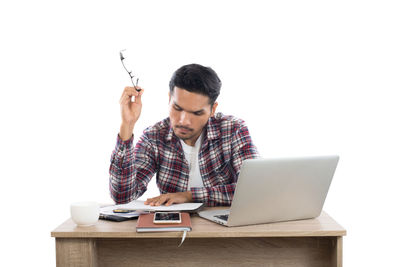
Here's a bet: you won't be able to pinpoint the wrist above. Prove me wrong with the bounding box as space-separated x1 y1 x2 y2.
119 123 135 141
186 191 193 202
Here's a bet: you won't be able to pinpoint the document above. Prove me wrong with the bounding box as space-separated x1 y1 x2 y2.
100 200 204 218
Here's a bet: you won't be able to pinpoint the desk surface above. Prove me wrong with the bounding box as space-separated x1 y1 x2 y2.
52 208 346 239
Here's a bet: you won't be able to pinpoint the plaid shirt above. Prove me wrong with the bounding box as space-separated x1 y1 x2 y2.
109 112 259 206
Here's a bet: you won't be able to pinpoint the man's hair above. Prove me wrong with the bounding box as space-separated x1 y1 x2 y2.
169 64 221 105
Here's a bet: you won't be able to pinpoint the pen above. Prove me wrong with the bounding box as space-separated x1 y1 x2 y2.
113 209 137 213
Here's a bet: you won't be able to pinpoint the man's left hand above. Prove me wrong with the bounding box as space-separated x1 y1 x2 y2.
144 191 193 206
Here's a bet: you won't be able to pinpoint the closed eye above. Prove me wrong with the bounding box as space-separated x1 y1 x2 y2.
173 103 204 115
174 105 183 111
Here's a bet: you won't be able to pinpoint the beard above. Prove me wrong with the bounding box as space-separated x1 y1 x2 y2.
173 125 197 140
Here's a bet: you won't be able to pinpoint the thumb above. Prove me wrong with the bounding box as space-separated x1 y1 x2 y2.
134 88 144 104
166 199 174 206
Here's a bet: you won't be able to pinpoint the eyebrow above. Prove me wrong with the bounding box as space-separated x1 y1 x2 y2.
173 102 205 114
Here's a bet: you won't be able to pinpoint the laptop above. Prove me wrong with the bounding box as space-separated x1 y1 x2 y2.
198 155 339 227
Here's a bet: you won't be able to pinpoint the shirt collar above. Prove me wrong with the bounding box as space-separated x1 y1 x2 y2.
206 115 221 140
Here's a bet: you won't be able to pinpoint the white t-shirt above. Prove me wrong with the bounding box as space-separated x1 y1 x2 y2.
180 132 204 189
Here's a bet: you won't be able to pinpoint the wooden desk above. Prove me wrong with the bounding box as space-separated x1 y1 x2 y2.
51 210 346 267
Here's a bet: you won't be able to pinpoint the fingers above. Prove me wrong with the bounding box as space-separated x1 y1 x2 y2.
144 192 192 207
165 199 175 206
144 193 191 207
119 87 137 105
144 196 155 205
155 194 169 206
144 196 159 206
119 86 144 105
145 194 170 206
134 87 144 105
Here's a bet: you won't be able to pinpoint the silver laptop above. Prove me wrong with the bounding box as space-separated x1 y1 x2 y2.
198 155 339 227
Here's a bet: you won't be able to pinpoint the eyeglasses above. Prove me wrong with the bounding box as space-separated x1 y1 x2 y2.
120 49 140 89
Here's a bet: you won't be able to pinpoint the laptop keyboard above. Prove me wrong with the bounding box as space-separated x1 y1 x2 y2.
215 214 229 221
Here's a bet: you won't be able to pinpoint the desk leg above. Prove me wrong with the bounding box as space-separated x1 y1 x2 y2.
333 236 343 267
55 238 97 267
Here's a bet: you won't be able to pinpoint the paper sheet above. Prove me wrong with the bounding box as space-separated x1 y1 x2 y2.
100 200 203 217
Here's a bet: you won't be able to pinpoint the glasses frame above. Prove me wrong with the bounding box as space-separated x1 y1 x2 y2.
120 49 140 90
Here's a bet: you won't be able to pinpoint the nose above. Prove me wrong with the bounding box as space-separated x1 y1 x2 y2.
179 111 191 126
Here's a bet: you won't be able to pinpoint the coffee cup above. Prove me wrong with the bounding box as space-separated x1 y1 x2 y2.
70 201 100 226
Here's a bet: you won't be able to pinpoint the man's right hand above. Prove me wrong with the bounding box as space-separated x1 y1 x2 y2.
119 86 144 141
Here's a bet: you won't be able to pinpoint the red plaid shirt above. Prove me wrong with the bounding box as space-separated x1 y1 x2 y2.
109 112 259 206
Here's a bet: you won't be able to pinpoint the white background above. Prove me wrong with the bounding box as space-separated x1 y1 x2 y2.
1 0 399 265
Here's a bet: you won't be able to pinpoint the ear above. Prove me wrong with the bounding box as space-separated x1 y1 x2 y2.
168 92 171 103
211 102 218 117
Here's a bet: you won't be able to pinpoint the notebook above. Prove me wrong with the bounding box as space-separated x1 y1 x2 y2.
136 212 192 232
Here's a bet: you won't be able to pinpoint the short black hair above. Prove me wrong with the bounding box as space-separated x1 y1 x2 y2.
169 64 221 105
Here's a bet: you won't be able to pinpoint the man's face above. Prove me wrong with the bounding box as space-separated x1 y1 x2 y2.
169 87 218 146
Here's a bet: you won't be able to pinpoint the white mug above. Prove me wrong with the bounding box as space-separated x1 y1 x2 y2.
70 201 100 226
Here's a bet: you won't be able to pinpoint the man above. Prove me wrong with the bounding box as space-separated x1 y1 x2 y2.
109 64 259 207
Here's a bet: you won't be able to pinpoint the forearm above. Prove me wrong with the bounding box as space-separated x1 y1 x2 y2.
191 184 236 206
109 134 137 203
109 133 157 204
109 165 140 204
